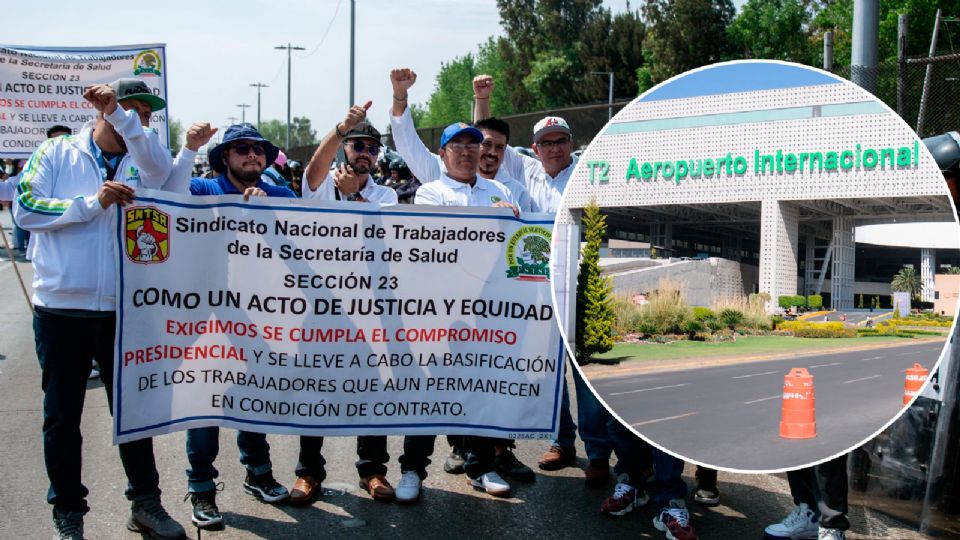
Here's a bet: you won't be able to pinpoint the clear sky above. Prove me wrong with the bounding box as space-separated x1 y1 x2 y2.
1 0 642 147
640 61 842 102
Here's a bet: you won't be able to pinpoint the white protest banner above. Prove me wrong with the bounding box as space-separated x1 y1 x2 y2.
0 43 168 157
114 190 563 444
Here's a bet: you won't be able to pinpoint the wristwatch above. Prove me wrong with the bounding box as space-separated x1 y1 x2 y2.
345 192 362 202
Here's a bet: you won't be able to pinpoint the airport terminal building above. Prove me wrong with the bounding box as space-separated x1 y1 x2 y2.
554 68 957 318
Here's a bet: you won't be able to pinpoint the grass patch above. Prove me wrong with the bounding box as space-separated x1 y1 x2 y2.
593 335 938 363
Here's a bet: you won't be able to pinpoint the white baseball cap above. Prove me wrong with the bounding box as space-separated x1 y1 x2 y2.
533 116 571 143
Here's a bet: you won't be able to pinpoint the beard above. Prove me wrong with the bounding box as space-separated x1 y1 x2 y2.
228 162 262 186
349 156 372 175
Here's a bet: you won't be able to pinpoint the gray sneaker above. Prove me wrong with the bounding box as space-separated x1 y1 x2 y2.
52 509 84 540
818 528 845 540
127 495 186 539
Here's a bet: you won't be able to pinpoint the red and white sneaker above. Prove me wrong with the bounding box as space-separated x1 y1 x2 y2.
653 499 699 540
600 475 649 516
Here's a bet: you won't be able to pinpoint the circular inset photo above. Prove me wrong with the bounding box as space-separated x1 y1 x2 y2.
550 60 959 472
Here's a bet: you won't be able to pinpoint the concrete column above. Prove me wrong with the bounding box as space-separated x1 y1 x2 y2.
830 216 856 310
921 248 936 302
804 235 817 296
759 200 800 312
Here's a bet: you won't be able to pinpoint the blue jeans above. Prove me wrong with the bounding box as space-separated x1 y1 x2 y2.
573 369 615 459
652 448 687 505
9 204 28 251
552 375 578 447
33 308 160 514
398 435 437 479
607 416 652 484
185 427 272 493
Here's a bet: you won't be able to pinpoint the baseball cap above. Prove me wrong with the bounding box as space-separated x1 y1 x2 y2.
344 121 382 142
110 78 166 112
439 122 483 148
533 116 571 143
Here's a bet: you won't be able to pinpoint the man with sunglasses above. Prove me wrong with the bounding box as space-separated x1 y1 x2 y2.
297 102 402 505
180 124 294 530
15 78 186 540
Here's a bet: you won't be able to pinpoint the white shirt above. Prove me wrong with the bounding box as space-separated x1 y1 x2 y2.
414 173 512 208
303 171 398 205
390 107 529 211
500 147 578 216
0 175 17 202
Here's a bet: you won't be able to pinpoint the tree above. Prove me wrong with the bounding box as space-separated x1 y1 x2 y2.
257 117 318 149
891 266 922 300
642 0 735 84
727 0 814 63
167 118 183 154
576 201 616 363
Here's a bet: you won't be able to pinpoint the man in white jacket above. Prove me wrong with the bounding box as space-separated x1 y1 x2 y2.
14 78 186 540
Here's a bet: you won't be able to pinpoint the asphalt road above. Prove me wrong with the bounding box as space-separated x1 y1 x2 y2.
0 213 937 539
590 339 945 471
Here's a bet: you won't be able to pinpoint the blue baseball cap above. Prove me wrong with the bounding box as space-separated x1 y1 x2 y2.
439 122 483 149
208 123 279 174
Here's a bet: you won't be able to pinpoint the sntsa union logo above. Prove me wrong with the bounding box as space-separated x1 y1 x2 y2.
505 226 551 281
133 50 162 77
125 206 170 264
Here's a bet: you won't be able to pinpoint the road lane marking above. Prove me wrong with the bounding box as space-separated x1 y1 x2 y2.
731 370 779 379
744 395 781 404
861 356 884 361
810 362 841 368
898 352 920 356
609 383 686 396
631 412 696 426
842 374 882 384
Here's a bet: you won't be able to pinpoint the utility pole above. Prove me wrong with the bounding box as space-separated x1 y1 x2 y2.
850 0 879 93
275 43 305 149
349 0 356 107
250 83 269 130
236 104 250 124
591 72 614 120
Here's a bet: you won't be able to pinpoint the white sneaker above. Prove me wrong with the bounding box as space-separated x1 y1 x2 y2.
89 362 99 380
469 471 511 497
818 528 845 540
395 471 421 504
764 503 819 539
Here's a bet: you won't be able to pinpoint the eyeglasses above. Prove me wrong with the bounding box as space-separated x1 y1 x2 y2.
231 143 266 156
480 141 506 152
446 142 480 152
537 137 571 149
347 140 380 156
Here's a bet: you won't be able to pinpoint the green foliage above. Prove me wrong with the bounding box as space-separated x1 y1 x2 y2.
942 266 960 275
771 314 784 329
612 296 644 336
727 0 813 62
576 201 615 362
793 326 857 338
257 117 317 149
891 266 922 300
692 307 715 320
639 278 690 335
778 295 805 309
806 295 823 309
168 118 183 154
641 0 735 84
718 308 744 329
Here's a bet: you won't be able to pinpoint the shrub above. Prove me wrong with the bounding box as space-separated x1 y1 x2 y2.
807 295 823 309
793 326 856 338
683 319 705 336
705 318 724 332
692 307 715 321
712 294 771 331
639 278 689 335
718 308 744 329
771 315 784 329
612 296 644 337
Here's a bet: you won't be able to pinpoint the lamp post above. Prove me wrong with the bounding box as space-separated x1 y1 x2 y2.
591 71 614 120
249 83 269 130
275 43 306 149
236 104 250 124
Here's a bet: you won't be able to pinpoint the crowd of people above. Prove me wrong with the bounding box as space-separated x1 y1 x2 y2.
0 73 885 540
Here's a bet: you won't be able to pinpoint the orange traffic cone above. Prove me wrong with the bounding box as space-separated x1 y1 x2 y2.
780 368 816 439
903 363 929 405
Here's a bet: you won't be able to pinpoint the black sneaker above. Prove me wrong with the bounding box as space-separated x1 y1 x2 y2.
243 470 290 503
443 448 466 475
52 508 84 540
127 495 186 539
185 489 223 529
495 449 536 482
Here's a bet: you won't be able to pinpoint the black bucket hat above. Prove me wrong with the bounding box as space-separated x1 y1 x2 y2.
208 123 280 174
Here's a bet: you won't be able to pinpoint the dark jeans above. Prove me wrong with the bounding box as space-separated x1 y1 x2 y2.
185 427 272 493
33 308 160 514
9 204 28 251
787 455 849 531
357 436 389 478
296 436 327 482
398 435 437 479
607 416 652 485
651 448 687 505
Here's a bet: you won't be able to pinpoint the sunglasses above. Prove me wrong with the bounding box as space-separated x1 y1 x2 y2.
347 140 381 156
231 143 266 156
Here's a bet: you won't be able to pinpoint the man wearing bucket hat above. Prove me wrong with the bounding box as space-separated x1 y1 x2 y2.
190 123 295 198
14 77 185 540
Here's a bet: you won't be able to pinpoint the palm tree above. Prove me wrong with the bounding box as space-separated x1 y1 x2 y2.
891 266 922 300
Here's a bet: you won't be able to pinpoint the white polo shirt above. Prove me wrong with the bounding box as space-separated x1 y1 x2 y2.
414 173 512 208
303 171 398 205
500 148 577 216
